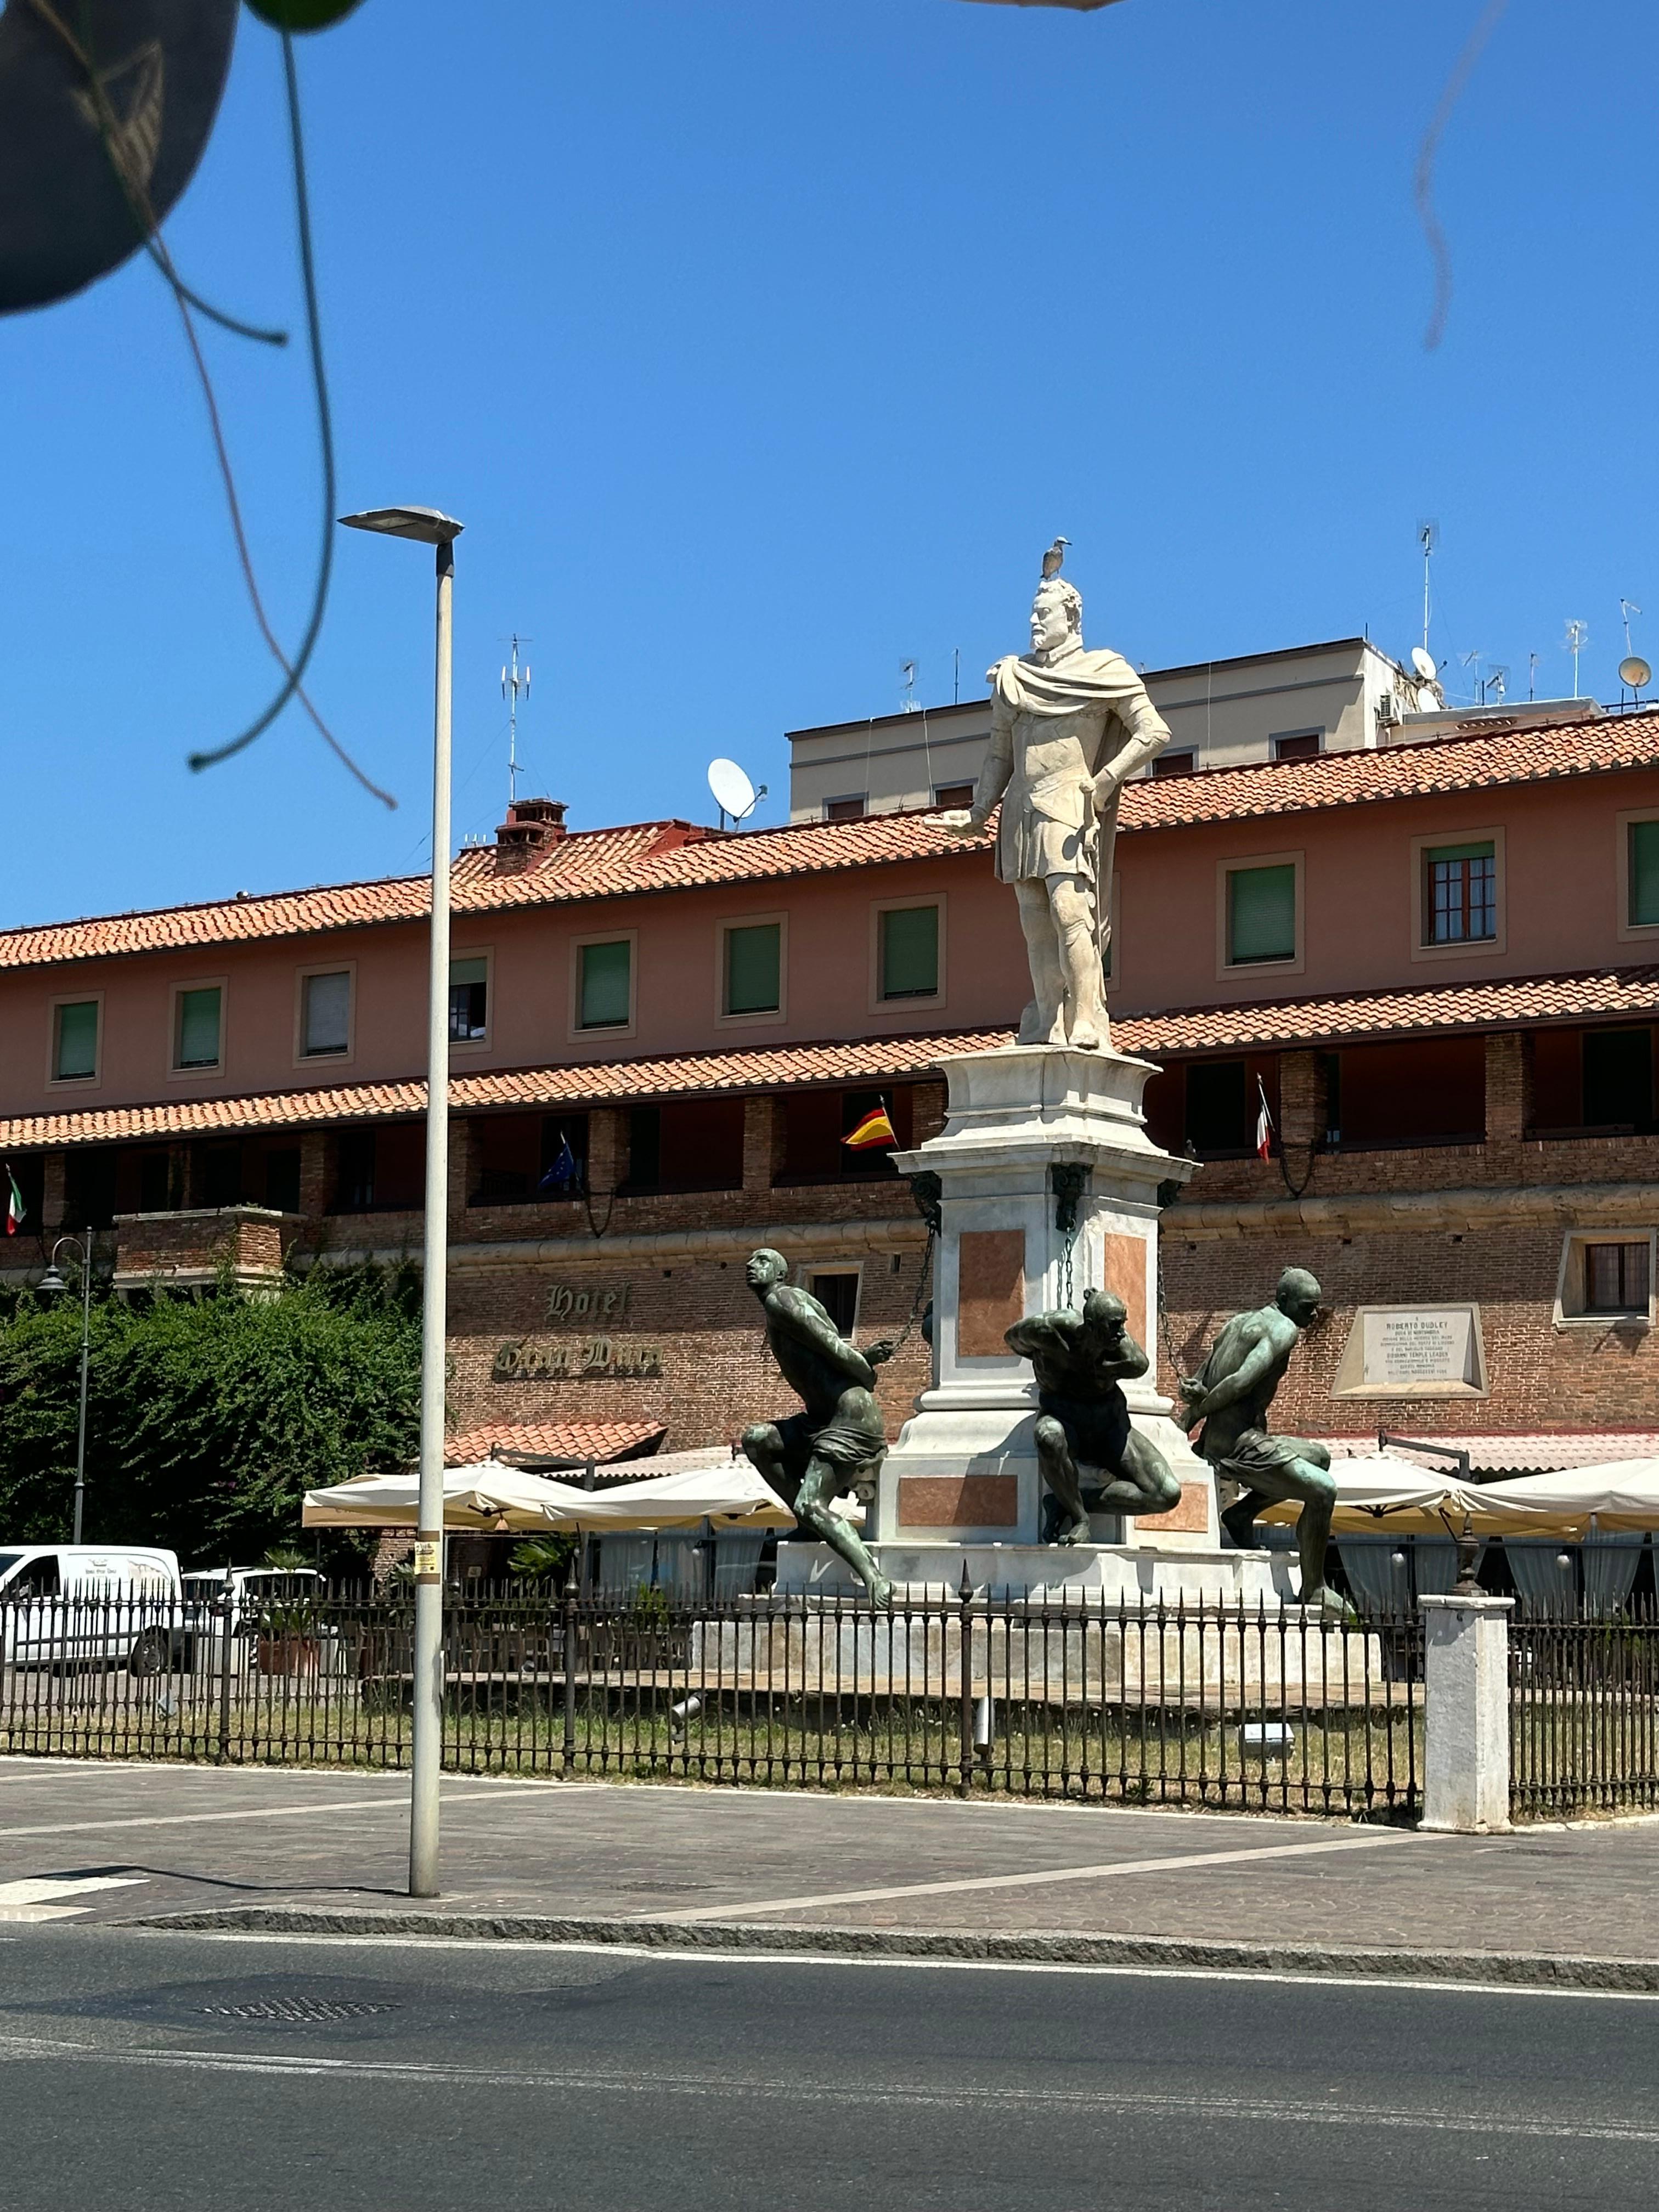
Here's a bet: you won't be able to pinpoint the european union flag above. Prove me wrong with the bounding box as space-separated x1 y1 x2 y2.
539 1136 579 1194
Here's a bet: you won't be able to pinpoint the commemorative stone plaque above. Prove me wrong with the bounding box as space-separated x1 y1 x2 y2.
1331 1304 1487 1400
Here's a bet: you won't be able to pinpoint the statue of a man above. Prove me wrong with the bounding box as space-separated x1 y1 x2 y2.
1179 1268 1351 1617
946 545 1170 1050
740 1249 896 1607
1006 1290 1180 1544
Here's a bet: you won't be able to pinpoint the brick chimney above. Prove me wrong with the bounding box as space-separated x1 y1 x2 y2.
494 798 568 875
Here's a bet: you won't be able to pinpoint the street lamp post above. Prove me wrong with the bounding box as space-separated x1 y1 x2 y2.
38 1236 94 1544
338 504 464 1899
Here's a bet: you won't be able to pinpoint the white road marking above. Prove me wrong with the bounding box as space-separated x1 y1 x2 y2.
144 1927 1659 2005
658 1825 1426 1921
0 1789 508 1842
0 1874 146 1923
0 2028 1654 2141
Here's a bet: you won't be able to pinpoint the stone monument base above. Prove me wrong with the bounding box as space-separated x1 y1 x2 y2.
773 1538 1295 1605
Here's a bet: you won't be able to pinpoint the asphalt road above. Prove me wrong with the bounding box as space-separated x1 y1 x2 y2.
3 1927 1658 2210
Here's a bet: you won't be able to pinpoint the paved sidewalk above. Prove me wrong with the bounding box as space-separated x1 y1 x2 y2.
1 1757 1655 1985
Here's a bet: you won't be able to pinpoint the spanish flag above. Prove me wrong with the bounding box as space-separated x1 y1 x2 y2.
843 1102 897 1151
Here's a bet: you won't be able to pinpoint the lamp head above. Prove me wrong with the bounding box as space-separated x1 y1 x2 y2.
37 1263 67 1300
338 506 464 546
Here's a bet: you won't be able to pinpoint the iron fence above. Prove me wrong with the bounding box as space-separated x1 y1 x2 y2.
0 1584 1423 1819
1510 1599 1659 1819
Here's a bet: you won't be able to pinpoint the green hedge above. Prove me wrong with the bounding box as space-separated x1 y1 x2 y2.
0 1269 421 1566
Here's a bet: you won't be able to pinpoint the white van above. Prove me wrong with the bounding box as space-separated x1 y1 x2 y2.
0 1546 183 1674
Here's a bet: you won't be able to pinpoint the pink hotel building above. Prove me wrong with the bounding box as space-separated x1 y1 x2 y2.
6 704 1659 1469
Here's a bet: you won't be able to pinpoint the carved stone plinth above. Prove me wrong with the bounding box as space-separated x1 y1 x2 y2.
866 1042 1214 1562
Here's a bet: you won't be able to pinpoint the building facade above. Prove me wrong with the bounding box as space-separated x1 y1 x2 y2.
7 706 1659 1468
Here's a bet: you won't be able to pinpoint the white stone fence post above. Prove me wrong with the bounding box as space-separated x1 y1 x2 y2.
1420 1592 1514 1833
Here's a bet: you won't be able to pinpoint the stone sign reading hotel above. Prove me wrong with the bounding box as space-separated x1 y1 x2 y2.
1331 1304 1487 1400
493 1335 663 1383
545 1281 632 1325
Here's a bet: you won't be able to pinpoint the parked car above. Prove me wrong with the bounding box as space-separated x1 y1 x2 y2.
0 1545 183 1674
180 1567 329 1677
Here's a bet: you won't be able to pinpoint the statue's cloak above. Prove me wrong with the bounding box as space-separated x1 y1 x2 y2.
988 645 1149 719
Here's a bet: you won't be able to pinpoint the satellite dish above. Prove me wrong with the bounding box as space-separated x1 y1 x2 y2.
708 758 758 822
1621 655 1652 692
1410 646 1437 682
0 1 240 317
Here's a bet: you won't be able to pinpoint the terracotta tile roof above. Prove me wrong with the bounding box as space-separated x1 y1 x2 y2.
1119 709 1659 833
0 815 974 972
7 965 1659 1153
1110 965 1659 1056
447 1420 667 1468
6 710 1655 973
0 1027 1009 1150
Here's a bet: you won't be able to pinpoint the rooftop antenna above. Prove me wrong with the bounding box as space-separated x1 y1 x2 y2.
1565 619 1589 699
1461 646 1484 704
900 660 919 714
707 757 767 832
501 635 532 806
1418 519 1439 654
1528 650 1539 701
1487 663 1509 704
953 647 960 707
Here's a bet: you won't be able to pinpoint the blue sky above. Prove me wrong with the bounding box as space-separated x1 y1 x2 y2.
2 1 1655 927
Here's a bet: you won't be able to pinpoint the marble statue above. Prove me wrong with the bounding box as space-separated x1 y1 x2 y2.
740 1248 895 1606
1180 1268 1353 1617
946 543 1171 1050
1005 1290 1180 1543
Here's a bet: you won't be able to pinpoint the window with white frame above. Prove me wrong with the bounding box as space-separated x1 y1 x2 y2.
1556 1230 1656 1328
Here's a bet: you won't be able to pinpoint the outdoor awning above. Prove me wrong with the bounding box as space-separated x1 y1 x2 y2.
1474 1462 1659 1537
301 1462 585 1532
302 1457 794 1533
1257 1455 1500 1535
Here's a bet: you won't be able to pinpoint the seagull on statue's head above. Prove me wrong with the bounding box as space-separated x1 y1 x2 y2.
1041 537 1070 580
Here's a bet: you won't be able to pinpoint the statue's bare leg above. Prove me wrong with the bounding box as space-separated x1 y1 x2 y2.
1220 1449 1354 1619
796 1455 893 1607
1034 1415 1092 1544
1083 1427 1182 1517
739 1421 802 1515
1014 880 1066 1045
1047 876 1109 1051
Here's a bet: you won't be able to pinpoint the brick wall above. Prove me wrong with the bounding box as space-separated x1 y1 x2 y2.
447 1235 934 1449
1156 1220 1659 1438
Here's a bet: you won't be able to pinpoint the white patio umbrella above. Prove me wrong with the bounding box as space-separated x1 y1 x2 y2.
529 1461 795 1532
1475 1462 1659 1537
1255 1454 1497 1535
301 1460 590 1532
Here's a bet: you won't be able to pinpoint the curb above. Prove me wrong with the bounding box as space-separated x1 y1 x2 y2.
123 1907 1659 1994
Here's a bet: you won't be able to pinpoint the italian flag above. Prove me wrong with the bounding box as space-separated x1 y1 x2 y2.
4 1166 23 1237
1255 1078 1274 1163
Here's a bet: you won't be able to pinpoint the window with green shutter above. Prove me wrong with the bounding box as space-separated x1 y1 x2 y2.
879 904 939 999
1226 864 1297 965
53 1000 99 1081
175 986 222 1069
724 922 781 1015
579 939 632 1029
1631 821 1659 927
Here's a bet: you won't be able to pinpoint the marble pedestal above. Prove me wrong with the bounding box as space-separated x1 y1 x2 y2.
776 1042 1224 1602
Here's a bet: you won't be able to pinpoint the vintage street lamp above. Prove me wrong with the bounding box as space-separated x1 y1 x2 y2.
38 1235 94 1545
337 504 462 1900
